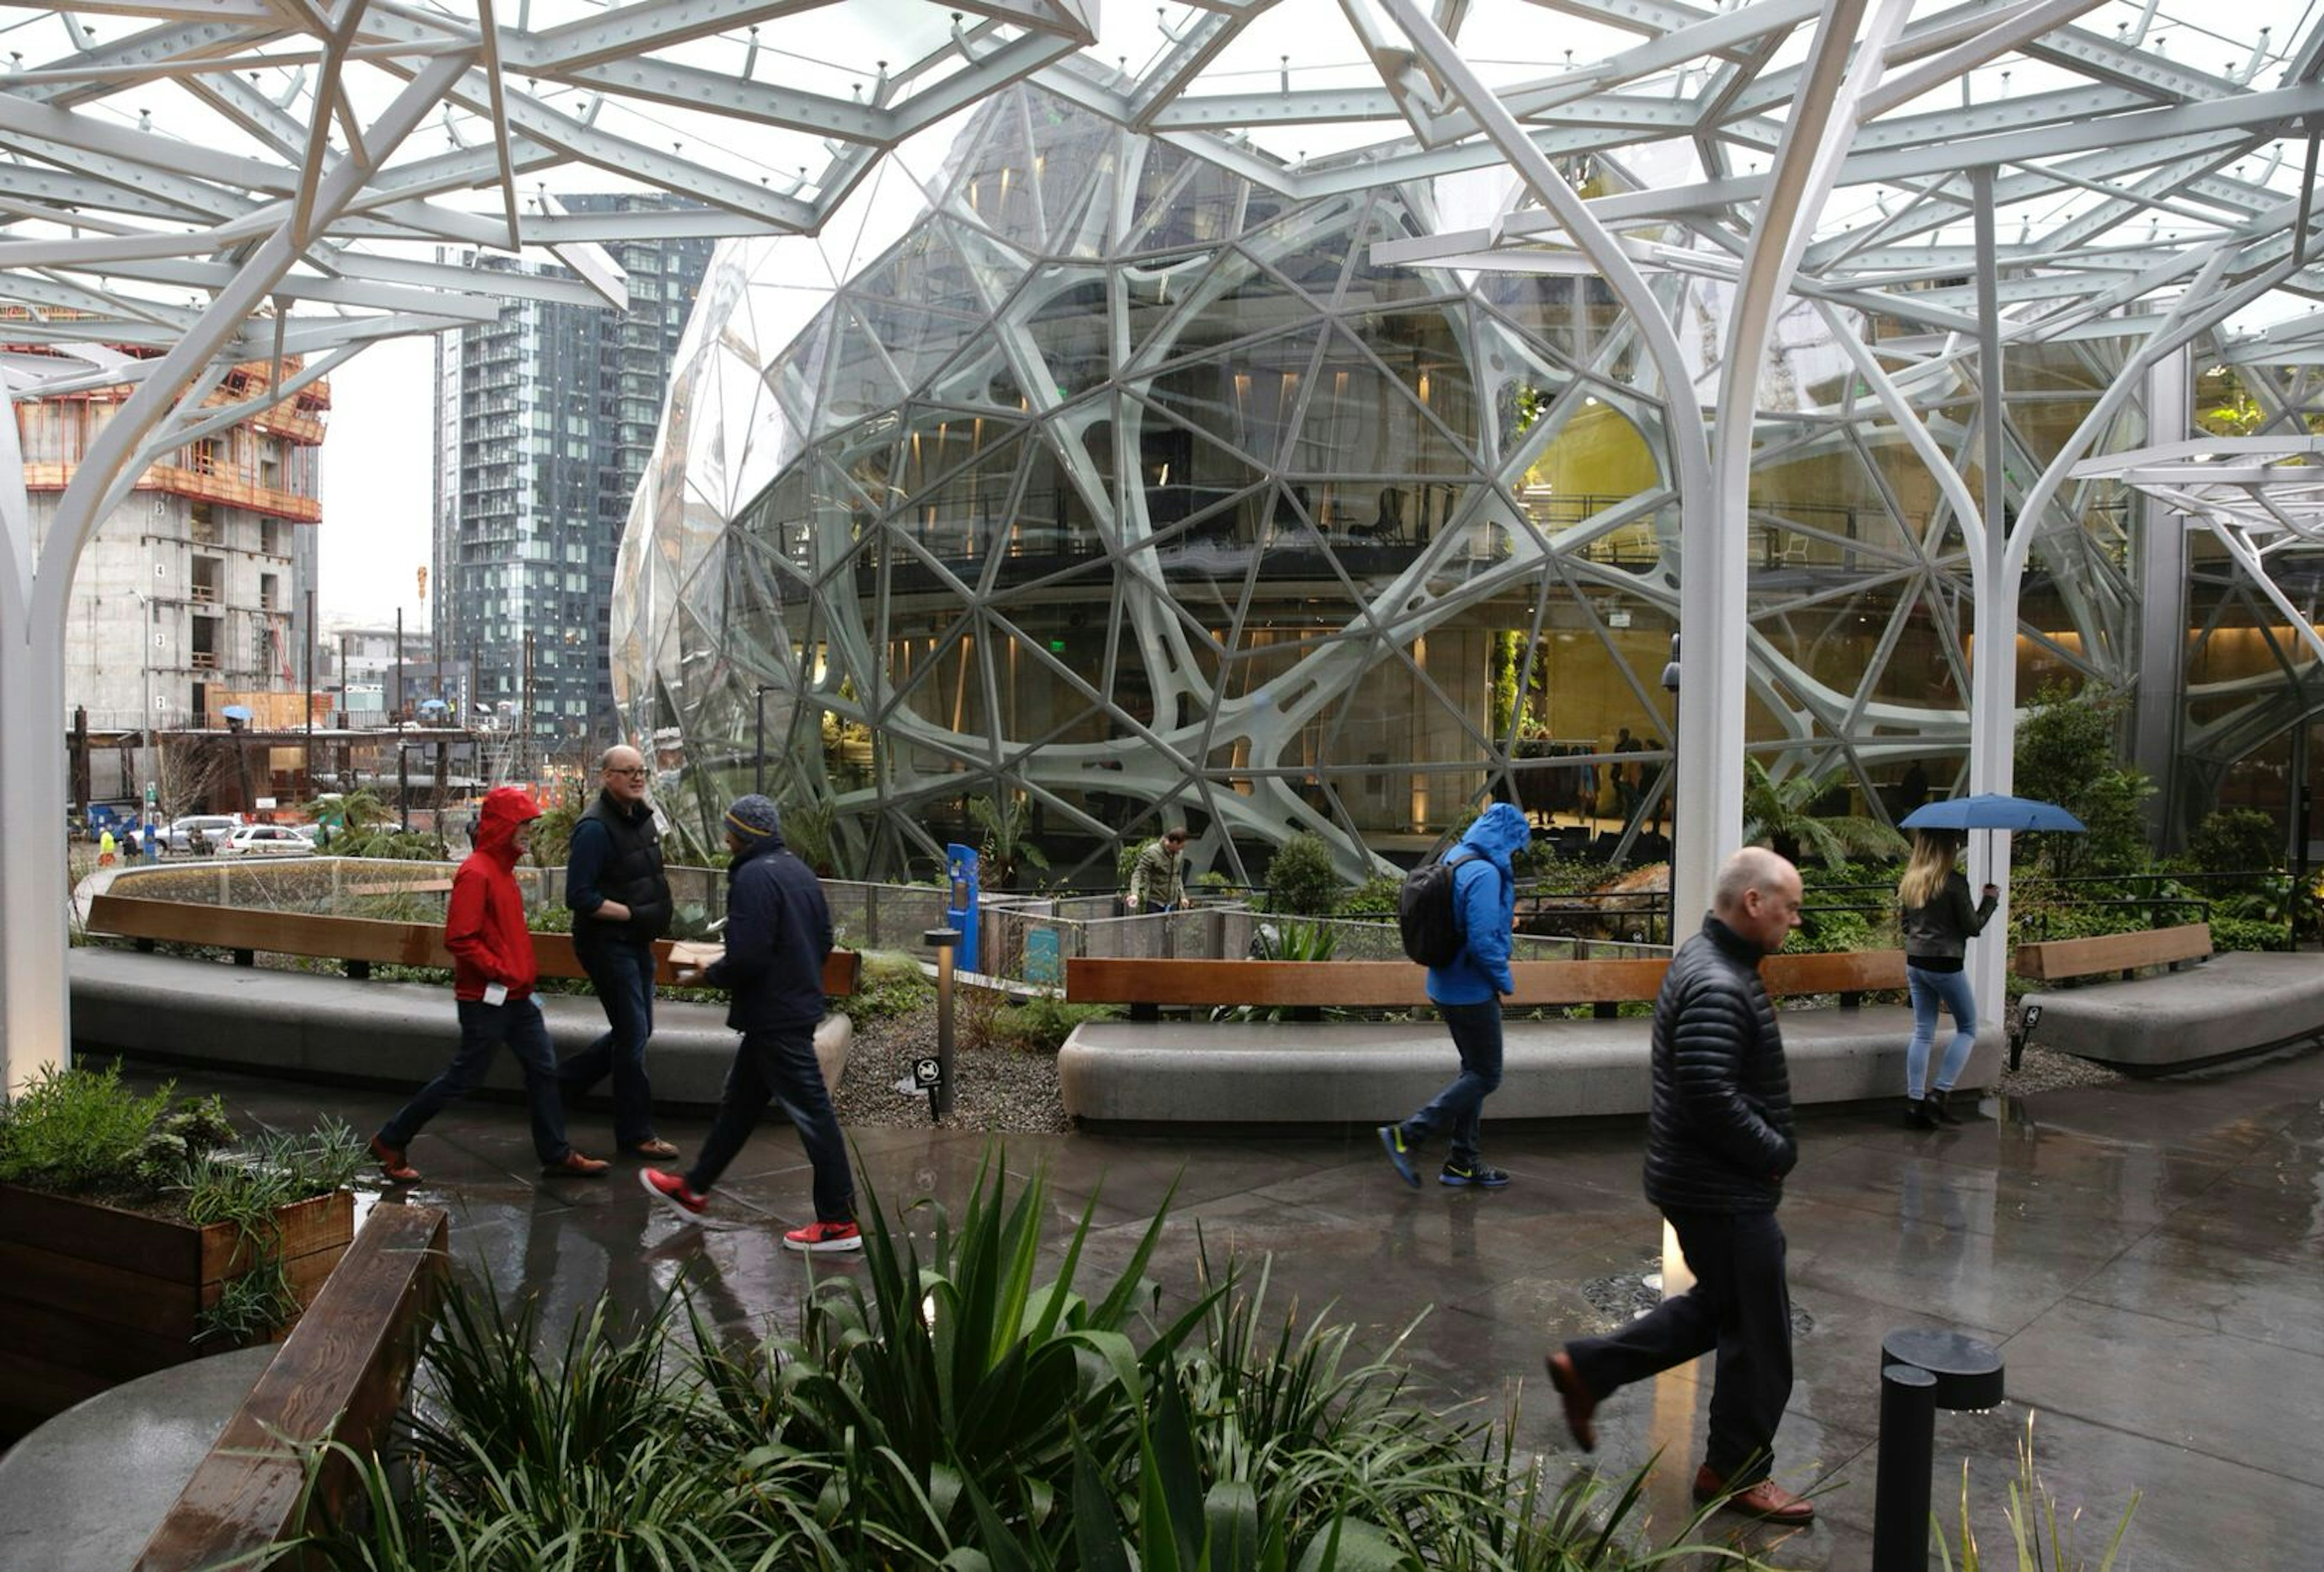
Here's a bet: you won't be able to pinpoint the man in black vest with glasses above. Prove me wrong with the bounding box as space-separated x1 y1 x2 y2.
560 743 679 1159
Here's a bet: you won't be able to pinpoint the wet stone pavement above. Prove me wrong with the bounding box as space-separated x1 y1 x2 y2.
117 1045 2324 1570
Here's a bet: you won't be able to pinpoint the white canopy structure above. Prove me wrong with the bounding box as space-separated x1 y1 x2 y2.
9 0 2324 1089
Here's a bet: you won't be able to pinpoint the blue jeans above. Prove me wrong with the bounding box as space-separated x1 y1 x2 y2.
1402 999 1504 1163
379 995 571 1166
560 936 658 1147
1906 963 1978 1099
687 1025 856 1224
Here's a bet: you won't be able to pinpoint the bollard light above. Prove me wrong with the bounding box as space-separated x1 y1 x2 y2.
1873 1327 2005 1571
924 926 960 1121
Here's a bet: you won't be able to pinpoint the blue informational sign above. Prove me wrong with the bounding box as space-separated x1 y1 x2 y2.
1023 927 1062 987
945 843 981 973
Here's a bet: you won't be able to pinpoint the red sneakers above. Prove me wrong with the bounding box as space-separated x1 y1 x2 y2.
542 1150 610 1177
639 1167 709 1222
369 1135 419 1185
783 1220 864 1254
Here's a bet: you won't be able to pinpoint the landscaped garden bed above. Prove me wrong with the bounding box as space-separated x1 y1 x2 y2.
0 1063 363 1443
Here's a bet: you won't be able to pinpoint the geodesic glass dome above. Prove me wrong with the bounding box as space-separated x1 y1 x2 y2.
614 84 2136 884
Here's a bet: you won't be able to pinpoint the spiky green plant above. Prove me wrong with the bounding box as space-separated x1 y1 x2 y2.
1741 758 1906 870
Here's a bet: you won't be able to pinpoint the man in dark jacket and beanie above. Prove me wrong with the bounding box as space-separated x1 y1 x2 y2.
640 794 859 1253
1543 846 1814 1525
370 786 609 1184
1379 801 1531 1188
558 744 678 1159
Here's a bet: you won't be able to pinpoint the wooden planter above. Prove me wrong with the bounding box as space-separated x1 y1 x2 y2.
0 1184 355 1444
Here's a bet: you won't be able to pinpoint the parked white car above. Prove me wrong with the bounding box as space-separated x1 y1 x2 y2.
217 824 312 857
165 814 242 854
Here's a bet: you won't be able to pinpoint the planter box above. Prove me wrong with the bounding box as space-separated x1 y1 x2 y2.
0 1185 355 1444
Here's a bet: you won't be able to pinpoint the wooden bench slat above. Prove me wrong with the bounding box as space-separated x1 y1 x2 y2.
1065 952 1908 1008
2012 922 2211 982
85 892 861 995
133 1202 450 1571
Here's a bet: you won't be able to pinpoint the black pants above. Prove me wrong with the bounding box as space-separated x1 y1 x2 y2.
1564 1208 1793 1484
685 1025 855 1225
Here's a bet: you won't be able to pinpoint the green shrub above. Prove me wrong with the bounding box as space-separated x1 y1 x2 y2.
2014 682 2156 873
2187 808 2280 885
1337 872 1402 917
1264 830 1341 915
2208 915 2289 953
0 1063 180 1194
980 996 1120 1054
847 948 933 1023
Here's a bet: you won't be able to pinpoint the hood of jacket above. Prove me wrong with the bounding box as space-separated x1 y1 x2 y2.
1457 801 1531 872
474 785 542 870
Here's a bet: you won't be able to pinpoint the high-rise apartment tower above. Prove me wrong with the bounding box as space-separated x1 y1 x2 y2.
432 196 712 761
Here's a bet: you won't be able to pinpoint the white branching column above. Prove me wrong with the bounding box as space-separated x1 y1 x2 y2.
0 42 473 1093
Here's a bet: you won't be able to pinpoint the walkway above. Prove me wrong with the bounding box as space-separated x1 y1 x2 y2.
99 1046 2324 1569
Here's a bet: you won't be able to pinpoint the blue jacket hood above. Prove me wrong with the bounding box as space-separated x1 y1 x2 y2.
1457 802 1531 871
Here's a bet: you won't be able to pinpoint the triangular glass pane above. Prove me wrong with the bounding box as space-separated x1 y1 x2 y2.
842 296 984 401
1010 263 1114 402
1142 251 1325 370
849 223 987 317
952 94 1045 249
922 326 1033 413
1341 191 1447 312
816 302 909 433
1124 142 1247 254
1145 325 1322 469
1122 245 1227 365
1865 585 1969 708
1238 195 1365 303
1316 317 1482 476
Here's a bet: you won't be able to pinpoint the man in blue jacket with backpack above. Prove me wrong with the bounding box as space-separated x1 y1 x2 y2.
1380 801 1530 1188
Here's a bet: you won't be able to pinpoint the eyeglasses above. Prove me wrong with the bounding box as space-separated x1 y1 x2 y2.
606 768 649 779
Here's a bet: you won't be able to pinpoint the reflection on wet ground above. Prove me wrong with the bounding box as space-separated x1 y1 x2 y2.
118 1044 2324 1570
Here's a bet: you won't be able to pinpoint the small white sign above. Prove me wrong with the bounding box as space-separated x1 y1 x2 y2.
255 797 277 810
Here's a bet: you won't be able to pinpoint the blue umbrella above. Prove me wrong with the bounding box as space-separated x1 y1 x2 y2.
220 704 254 722
1901 794 2086 834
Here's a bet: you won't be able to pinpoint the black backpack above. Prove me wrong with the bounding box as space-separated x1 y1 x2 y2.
1398 850 1478 967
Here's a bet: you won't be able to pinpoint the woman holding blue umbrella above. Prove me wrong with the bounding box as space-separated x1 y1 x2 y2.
1897 830 1998 1128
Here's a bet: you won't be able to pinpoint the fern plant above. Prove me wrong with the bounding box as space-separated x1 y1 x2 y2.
1742 758 1906 870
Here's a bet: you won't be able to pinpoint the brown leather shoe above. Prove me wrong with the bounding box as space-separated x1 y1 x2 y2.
628 1137 680 1160
542 1150 610 1177
1693 1464 1814 1524
1544 1349 1597 1452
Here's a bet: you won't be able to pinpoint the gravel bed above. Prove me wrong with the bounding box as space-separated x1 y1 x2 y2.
835 1002 1071 1134
1995 1000 2125 1096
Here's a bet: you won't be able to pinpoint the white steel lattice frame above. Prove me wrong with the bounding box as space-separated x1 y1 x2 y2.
8 1 2324 1087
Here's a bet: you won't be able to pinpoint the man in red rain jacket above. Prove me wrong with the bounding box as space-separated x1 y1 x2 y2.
369 785 609 1184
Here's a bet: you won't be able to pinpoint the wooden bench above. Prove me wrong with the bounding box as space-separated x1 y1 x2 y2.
132 1202 448 1568
86 889 861 996
0 1203 448 1569
1065 950 1907 1019
2010 921 2324 1073
1055 950 1958 1126
2013 921 2214 984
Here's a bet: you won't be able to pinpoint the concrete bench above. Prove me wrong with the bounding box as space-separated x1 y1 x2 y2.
68 947 855 1109
1057 950 2001 1125
2014 924 2324 1073
0 1203 447 1572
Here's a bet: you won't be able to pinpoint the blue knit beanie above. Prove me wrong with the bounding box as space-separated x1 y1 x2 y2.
725 794 781 841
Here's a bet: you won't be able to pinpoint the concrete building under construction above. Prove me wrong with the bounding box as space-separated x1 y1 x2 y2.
11 347 329 815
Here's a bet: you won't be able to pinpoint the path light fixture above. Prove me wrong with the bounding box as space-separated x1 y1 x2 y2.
1874 1327 2006 1571
922 927 960 1120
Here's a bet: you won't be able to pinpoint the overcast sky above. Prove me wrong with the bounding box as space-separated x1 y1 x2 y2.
315 333 435 631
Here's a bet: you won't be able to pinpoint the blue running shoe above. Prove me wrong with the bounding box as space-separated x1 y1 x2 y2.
1439 1159 1510 1188
1377 1124 1420 1188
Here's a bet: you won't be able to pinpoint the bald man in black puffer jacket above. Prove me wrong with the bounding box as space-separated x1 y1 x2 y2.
1543 847 1817 1527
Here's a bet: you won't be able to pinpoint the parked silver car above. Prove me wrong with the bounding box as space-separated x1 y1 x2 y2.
164 814 241 854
